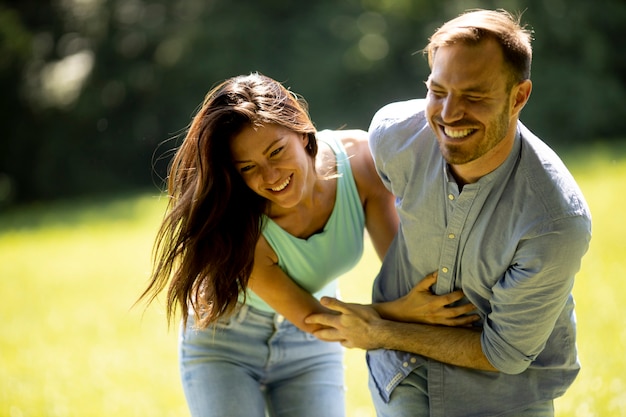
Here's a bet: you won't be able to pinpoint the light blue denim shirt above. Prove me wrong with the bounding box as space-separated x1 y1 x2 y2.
367 99 592 417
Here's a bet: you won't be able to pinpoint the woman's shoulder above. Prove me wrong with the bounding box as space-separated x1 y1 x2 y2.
314 129 368 176
316 128 368 159
322 129 383 202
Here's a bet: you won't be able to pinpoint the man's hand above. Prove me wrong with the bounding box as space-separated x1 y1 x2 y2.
306 294 497 371
305 297 384 349
377 271 480 326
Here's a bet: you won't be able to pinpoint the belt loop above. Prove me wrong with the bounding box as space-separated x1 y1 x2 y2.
274 314 285 327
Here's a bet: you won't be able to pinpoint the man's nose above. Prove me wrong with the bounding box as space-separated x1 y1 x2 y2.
441 95 464 123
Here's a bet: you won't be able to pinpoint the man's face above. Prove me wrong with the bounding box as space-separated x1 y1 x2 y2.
425 38 516 168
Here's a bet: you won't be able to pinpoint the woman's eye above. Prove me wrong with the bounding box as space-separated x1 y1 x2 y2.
270 147 283 157
240 165 254 173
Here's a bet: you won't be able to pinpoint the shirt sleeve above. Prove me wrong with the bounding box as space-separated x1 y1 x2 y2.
368 106 393 193
368 99 427 195
481 214 591 374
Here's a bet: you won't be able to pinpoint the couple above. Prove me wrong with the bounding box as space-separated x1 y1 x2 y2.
141 9 591 417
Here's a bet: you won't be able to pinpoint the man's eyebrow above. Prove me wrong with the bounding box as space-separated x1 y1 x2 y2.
426 79 490 95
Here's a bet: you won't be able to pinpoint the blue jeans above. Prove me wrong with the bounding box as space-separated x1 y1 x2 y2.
179 304 345 417
369 365 555 417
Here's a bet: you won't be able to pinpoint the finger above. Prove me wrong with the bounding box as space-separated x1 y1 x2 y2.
446 302 478 317
319 296 353 314
447 313 481 327
438 290 468 307
311 327 344 342
340 340 356 349
305 312 338 327
415 272 437 291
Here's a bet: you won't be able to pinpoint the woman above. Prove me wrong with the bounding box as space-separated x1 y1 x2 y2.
141 73 474 417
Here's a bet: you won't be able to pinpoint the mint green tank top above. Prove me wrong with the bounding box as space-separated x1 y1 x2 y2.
243 131 366 312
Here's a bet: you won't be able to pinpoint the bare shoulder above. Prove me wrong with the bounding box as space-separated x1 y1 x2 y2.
316 129 369 176
254 235 278 267
335 129 369 158
332 129 385 201
320 129 368 167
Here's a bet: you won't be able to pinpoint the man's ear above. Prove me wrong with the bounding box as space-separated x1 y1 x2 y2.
511 79 532 116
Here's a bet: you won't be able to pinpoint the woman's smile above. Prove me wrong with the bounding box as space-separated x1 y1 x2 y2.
270 174 292 192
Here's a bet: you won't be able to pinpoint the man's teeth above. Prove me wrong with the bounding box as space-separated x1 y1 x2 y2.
272 177 290 192
444 127 474 138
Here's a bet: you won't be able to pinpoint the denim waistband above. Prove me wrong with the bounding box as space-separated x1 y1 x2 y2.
235 303 290 328
236 303 274 319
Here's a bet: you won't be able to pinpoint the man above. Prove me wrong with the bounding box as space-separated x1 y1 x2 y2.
306 9 592 417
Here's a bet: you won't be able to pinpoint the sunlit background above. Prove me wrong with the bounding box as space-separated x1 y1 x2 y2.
2 0 625 206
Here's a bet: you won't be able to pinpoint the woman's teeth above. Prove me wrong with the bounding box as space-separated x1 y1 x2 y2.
271 177 290 192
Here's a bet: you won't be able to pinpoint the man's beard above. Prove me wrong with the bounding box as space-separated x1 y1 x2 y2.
439 102 511 166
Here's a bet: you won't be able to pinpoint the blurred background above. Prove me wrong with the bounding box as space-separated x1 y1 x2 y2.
1 0 625 206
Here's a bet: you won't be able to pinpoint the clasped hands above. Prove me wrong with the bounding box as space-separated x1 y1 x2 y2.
304 271 479 349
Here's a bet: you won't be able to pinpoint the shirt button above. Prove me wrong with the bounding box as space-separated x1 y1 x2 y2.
410 357 417 364
441 267 449 273
448 194 455 200
402 362 409 368
448 233 455 239
276 315 285 323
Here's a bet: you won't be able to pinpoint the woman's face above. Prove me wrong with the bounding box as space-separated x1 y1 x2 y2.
230 123 313 209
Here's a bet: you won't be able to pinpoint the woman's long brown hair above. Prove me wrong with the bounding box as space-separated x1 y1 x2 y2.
140 73 317 329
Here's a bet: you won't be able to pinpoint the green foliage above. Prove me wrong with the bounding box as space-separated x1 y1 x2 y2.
1 0 625 204
0 148 625 416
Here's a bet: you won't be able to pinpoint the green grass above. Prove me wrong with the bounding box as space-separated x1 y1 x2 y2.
1 144 625 417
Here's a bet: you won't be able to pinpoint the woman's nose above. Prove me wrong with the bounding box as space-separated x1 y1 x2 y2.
260 164 279 183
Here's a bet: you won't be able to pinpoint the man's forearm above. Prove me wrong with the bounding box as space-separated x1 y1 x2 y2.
371 319 498 372
372 300 403 320
306 297 497 371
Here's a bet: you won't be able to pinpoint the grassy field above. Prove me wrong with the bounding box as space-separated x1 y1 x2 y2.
1 145 624 417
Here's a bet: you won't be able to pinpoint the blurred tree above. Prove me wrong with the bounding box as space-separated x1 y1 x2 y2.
521 0 626 145
0 0 624 205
